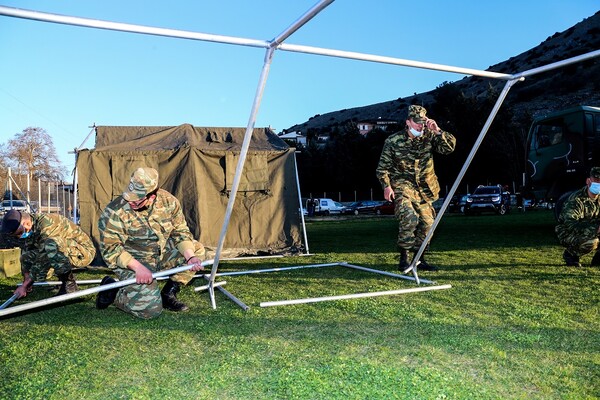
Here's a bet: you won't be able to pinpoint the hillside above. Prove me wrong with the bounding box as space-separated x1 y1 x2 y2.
286 11 600 134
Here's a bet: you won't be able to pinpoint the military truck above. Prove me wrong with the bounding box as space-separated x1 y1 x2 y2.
525 105 600 204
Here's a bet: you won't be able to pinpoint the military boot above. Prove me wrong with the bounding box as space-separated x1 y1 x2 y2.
398 249 410 272
590 251 600 266
161 280 189 312
56 272 78 296
415 254 438 272
96 276 118 309
563 250 581 267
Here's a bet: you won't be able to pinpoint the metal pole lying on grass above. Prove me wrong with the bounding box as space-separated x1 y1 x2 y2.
0 259 214 318
260 284 452 308
0 294 18 310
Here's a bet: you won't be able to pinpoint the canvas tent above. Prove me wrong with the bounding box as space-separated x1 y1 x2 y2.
76 124 303 261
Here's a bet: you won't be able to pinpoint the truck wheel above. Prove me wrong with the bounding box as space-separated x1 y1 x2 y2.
354 210 359 216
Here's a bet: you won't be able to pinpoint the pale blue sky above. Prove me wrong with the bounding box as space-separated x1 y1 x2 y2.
0 1 598 170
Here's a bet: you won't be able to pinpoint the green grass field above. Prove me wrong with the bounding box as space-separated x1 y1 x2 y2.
0 211 598 399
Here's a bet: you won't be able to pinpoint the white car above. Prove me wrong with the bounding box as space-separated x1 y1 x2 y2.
1 199 30 213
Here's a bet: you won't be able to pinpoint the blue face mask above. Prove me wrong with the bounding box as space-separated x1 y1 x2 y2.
19 231 32 239
590 182 600 195
409 127 423 137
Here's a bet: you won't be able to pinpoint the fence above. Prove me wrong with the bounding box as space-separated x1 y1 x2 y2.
2 169 75 220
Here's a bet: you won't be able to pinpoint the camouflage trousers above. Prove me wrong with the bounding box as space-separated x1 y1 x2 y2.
394 187 435 252
558 224 600 257
21 237 96 281
113 241 206 319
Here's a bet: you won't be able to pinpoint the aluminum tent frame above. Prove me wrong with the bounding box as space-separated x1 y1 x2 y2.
2 1 599 309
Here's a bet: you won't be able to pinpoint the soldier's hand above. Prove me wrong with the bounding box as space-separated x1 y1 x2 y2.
384 186 395 201
14 285 29 299
134 265 154 285
186 256 205 272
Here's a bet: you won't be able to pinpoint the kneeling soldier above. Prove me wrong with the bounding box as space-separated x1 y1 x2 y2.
96 167 206 319
1 209 96 298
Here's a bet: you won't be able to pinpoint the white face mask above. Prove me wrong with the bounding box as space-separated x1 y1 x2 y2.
409 127 423 137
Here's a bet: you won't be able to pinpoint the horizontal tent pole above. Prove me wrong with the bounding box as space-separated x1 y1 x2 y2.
260 284 452 307
0 259 214 318
214 262 341 277
514 49 600 79
340 263 434 284
195 280 227 292
0 6 268 48
0 5 515 81
277 43 515 80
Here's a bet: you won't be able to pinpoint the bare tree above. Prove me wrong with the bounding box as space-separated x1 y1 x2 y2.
4 127 64 180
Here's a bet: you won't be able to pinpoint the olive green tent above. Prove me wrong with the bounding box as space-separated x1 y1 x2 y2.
76 124 303 262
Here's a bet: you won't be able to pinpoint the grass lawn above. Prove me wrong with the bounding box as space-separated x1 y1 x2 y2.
0 210 598 399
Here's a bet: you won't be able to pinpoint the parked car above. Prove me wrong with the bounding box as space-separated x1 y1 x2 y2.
464 185 511 215
448 194 469 213
432 198 445 212
307 198 345 215
0 199 30 214
343 200 382 215
374 201 394 215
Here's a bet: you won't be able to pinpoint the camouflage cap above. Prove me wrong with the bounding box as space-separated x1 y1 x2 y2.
407 105 428 123
590 167 600 179
122 167 159 201
1 209 22 234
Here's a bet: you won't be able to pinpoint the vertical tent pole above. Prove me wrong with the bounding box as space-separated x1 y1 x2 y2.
207 45 276 310
408 78 523 281
206 0 335 309
294 152 310 254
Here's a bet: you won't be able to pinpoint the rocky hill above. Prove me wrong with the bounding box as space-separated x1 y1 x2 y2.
286 11 600 134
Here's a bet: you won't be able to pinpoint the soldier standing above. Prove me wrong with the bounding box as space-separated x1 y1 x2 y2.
1 209 96 298
556 166 600 267
376 105 456 272
96 167 206 319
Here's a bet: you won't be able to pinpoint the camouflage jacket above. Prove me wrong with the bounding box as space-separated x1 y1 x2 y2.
21 213 94 279
555 186 600 242
98 189 195 269
376 127 456 202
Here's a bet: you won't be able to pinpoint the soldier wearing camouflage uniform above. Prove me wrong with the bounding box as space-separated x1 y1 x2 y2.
96 167 206 319
376 105 456 272
1 209 95 298
555 166 600 267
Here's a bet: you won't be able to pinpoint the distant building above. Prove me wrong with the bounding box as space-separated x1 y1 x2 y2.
279 131 307 146
357 118 397 135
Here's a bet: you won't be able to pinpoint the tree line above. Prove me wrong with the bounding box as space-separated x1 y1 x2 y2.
293 84 532 200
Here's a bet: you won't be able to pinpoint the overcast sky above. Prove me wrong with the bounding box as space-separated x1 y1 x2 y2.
0 0 598 170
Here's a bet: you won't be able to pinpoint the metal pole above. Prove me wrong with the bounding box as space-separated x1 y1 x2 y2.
340 263 434 284
208 46 277 301
0 294 18 310
0 259 214 318
293 152 310 254
0 5 516 81
260 284 452 307
406 78 522 278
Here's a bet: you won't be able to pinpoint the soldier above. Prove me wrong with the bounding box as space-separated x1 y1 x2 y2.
376 105 456 272
1 209 95 298
556 166 600 267
96 167 206 319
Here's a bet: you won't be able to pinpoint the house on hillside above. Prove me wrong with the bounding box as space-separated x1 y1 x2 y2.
357 118 397 135
278 131 307 146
